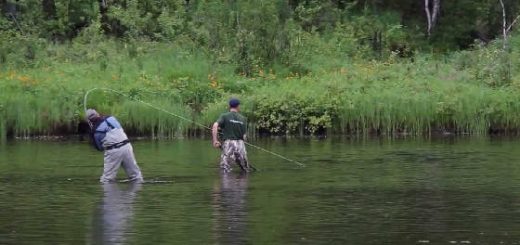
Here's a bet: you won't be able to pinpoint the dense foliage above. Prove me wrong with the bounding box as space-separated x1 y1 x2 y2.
1 0 520 138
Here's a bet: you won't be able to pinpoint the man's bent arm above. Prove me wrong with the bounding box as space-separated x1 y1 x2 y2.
212 122 219 144
92 132 104 151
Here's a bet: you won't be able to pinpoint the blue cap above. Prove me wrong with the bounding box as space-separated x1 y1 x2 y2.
229 98 240 108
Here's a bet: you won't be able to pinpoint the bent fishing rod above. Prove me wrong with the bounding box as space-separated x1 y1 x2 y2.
83 87 306 168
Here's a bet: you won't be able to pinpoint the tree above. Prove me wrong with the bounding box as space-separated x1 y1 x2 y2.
2 0 17 19
499 0 520 49
42 0 56 20
424 0 440 36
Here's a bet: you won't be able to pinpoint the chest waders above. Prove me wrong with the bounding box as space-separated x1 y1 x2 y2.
97 118 130 150
98 118 143 183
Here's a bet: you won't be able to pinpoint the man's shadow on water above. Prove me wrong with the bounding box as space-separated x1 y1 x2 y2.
90 183 141 245
212 172 250 245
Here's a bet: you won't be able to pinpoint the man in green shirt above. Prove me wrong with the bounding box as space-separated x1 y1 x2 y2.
212 98 252 172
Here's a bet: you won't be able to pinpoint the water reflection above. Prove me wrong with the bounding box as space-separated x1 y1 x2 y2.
212 173 249 245
5 139 520 244
90 183 141 245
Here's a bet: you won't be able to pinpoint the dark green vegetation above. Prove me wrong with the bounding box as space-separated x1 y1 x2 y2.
1 1 520 138
3 138 520 243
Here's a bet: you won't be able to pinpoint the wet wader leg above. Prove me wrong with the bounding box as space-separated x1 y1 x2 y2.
101 149 124 183
235 141 251 172
238 156 252 172
234 152 247 172
220 141 235 173
120 144 144 183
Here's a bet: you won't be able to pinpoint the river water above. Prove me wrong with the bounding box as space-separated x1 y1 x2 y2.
1 137 520 244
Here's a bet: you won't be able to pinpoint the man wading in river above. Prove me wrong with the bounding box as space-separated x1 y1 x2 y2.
212 98 252 172
86 109 144 183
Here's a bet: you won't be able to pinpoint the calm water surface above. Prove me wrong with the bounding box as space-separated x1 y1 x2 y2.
1 137 520 244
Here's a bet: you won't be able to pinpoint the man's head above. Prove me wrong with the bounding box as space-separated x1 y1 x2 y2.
86 109 100 122
229 98 240 111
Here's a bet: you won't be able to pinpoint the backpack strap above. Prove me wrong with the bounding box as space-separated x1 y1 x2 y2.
94 116 114 133
104 117 115 129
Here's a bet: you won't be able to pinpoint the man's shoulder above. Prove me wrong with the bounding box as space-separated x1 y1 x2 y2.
219 112 234 118
231 111 245 119
236 113 246 121
105 116 122 128
219 112 246 122
105 116 118 124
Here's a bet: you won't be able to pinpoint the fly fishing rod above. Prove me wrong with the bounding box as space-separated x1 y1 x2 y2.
83 87 306 168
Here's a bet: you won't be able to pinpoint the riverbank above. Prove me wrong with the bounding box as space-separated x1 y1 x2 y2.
1 37 520 139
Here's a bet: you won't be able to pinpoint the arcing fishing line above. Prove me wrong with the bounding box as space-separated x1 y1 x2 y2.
83 87 306 167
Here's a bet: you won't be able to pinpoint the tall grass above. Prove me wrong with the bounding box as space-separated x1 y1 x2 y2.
1 36 520 138
203 41 520 136
0 41 219 138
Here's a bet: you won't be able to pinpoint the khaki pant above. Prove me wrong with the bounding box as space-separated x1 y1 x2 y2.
220 140 252 172
100 144 143 183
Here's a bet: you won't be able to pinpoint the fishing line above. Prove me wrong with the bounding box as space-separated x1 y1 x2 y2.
83 87 306 168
